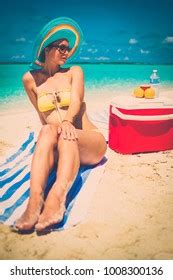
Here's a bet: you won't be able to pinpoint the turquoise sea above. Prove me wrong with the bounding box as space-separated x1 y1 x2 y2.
0 63 173 111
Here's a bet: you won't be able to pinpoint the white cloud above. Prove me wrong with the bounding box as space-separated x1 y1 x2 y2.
124 56 129 61
129 38 138 44
140 49 150 54
95 57 110 61
163 36 173 43
16 37 26 42
11 54 26 59
79 57 90 60
87 48 98 53
117 48 121 52
11 55 20 59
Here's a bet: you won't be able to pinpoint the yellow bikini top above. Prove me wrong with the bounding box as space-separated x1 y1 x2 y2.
37 89 71 113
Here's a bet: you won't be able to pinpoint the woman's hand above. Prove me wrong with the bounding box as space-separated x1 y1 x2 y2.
57 120 78 140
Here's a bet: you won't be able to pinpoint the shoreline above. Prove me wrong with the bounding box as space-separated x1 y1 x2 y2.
0 86 173 116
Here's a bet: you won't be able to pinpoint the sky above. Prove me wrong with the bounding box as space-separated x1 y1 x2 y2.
0 0 173 64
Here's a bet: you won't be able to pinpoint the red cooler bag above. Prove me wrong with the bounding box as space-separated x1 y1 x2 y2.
109 96 173 154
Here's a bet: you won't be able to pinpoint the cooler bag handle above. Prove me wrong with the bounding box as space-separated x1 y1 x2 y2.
111 107 173 121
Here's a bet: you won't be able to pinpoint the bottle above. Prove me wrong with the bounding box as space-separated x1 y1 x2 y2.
150 69 160 97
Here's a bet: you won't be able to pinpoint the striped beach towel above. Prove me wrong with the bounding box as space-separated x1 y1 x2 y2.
0 132 107 231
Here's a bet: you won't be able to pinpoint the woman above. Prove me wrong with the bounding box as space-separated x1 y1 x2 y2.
15 17 107 232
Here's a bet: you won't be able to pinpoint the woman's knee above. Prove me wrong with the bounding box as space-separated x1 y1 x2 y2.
79 136 107 165
38 124 58 144
80 152 104 165
95 139 107 163
57 133 78 150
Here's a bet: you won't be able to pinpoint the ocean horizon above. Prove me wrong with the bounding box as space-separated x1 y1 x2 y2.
1 62 173 65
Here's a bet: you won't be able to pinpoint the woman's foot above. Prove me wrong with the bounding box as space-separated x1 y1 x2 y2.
35 189 66 231
14 194 44 231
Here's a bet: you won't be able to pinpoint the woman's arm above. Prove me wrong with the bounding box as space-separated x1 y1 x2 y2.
22 72 46 125
63 66 84 123
57 66 84 140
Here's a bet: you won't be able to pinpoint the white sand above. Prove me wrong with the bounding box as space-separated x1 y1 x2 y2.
0 90 173 260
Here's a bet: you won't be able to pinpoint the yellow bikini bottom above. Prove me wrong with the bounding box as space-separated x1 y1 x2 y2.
37 90 71 113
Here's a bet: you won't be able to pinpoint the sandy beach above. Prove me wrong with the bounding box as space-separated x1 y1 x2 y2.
0 91 173 260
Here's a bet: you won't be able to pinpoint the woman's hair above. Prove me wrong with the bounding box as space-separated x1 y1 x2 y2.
39 38 68 62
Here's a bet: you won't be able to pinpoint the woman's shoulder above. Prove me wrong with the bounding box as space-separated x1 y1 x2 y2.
22 71 39 91
23 70 43 87
22 71 33 81
61 65 83 75
70 65 83 73
70 66 84 78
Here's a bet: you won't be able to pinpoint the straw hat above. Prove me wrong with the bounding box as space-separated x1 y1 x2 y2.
30 17 83 69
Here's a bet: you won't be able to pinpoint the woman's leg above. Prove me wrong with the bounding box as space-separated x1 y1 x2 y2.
77 130 107 165
35 129 107 231
15 124 58 230
35 132 80 230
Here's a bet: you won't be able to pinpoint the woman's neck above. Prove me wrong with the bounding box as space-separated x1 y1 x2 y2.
42 61 60 77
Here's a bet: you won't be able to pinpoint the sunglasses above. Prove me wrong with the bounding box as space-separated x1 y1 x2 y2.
51 44 71 54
